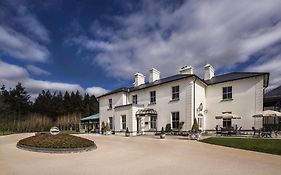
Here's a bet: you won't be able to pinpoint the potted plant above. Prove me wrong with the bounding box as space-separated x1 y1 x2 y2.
189 118 201 140
105 122 111 135
160 127 165 139
165 123 172 134
101 121 106 134
125 127 130 137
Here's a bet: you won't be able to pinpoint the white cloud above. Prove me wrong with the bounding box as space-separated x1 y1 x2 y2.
0 60 107 100
246 54 281 89
26 65 50 76
0 26 49 62
86 86 109 96
0 59 29 80
15 5 50 42
74 0 281 80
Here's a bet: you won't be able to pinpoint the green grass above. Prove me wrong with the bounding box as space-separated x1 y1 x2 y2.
200 137 281 155
0 131 15 136
18 133 96 148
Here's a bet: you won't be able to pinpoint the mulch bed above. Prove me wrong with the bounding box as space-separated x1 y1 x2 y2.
17 133 97 153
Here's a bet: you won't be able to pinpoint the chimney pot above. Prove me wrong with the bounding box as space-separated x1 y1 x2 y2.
204 64 215 80
149 68 160 83
134 73 145 87
180 66 193 74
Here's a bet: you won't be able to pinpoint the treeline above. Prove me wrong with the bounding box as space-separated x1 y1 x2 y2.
0 83 99 133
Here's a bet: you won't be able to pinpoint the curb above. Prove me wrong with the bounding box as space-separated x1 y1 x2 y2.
16 143 97 154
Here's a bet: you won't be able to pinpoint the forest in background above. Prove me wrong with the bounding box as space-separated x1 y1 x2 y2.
0 83 99 133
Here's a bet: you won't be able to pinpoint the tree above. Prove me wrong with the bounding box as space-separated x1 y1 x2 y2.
9 83 31 116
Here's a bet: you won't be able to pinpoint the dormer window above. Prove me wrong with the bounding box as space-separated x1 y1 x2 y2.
108 99 112 109
222 86 232 100
132 95 138 104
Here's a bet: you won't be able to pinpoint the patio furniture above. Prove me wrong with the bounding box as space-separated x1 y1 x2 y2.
252 127 260 137
261 128 272 138
215 125 221 135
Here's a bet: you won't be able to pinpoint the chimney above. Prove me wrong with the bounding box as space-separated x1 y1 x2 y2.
204 64 215 80
179 66 193 74
134 73 145 87
149 68 160 83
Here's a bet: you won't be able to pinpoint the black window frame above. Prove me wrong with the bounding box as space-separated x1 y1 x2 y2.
108 99 112 109
222 86 232 100
172 86 180 100
121 115 126 130
132 95 138 104
172 112 180 129
150 91 156 104
150 116 157 129
222 119 232 128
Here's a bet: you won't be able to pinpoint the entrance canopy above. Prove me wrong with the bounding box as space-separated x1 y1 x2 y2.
80 113 99 122
215 113 241 119
136 108 157 117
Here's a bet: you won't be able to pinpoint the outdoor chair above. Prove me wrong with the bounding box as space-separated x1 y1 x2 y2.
252 127 260 137
215 125 221 135
237 126 242 135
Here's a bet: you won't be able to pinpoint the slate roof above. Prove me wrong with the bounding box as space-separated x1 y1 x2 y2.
98 72 269 98
204 72 269 85
264 85 281 103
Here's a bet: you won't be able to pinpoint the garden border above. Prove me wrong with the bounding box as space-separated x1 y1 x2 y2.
16 142 97 154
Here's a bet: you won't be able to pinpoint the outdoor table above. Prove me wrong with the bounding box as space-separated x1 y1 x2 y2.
261 131 272 138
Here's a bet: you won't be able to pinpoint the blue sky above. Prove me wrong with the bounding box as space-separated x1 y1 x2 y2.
1 0 281 99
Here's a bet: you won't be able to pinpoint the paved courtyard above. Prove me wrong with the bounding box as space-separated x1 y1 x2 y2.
1 133 281 175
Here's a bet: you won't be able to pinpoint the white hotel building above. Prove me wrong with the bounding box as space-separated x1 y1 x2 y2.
98 64 269 135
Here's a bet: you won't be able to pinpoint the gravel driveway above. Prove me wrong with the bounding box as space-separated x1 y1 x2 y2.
1 133 281 175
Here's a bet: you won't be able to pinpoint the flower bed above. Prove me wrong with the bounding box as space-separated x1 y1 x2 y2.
17 133 96 153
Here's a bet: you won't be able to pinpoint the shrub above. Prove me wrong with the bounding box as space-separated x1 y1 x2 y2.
179 121 184 131
161 127 165 135
105 122 111 132
191 118 199 132
165 123 172 132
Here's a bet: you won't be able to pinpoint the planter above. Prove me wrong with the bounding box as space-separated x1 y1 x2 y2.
160 133 165 139
105 131 111 135
125 132 130 137
189 132 201 140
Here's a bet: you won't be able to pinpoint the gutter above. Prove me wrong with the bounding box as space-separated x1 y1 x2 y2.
193 77 197 124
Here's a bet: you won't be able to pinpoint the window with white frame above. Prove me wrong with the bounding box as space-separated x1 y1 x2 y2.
172 86 179 100
172 112 179 129
150 116 157 129
108 99 112 109
150 91 156 104
132 95 138 104
222 86 232 100
121 115 126 130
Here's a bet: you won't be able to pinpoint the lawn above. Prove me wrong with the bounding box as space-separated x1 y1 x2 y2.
200 137 281 155
0 131 15 136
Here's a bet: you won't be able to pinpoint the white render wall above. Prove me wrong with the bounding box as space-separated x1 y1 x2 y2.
128 77 194 131
99 74 266 132
100 77 196 133
205 76 264 130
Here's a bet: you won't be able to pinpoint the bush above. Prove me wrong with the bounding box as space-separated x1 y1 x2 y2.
105 122 111 132
165 123 172 132
179 121 184 131
191 118 199 132
161 127 165 135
